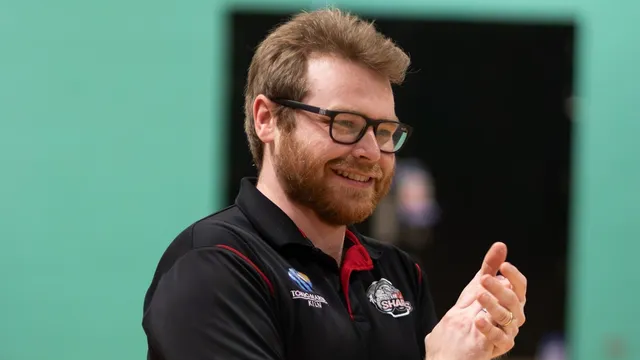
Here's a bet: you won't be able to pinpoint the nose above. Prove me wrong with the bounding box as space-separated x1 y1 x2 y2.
352 127 381 162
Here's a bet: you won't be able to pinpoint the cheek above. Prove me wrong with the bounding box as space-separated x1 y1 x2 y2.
380 155 395 174
307 138 349 161
295 124 353 163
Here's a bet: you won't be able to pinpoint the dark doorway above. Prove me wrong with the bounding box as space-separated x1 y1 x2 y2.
225 10 574 357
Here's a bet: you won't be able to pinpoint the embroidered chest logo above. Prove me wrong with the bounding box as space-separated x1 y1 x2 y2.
288 268 328 309
366 278 413 318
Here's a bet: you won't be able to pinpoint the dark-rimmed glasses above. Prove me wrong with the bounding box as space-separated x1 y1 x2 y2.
272 99 413 153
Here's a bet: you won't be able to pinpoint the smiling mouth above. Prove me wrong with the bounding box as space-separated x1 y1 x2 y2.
333 169 373 183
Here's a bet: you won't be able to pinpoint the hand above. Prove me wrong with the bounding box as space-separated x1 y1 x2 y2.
475 261 527 358
456 242 509 308
425 242 524 360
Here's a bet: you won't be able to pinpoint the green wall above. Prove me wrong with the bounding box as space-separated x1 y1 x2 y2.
1 0 637 359
567 2 640 359
1 1 223 358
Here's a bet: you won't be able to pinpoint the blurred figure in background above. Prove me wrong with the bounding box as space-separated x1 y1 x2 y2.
372 158 440 263
535 333 565 360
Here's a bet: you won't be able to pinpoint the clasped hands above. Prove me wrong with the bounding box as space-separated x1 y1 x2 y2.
425 242 527 360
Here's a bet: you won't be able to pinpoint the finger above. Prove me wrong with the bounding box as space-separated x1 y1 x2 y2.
481 275 525 326
458 243 508 309
475 309 519 338
456 277 486 308
475 317 514 352
477 292 512 327
500 262 527 303
466 298 485 314
496 275 513 291
479 242 507 276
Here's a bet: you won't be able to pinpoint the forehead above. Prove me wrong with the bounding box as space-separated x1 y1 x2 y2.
304 54 397 120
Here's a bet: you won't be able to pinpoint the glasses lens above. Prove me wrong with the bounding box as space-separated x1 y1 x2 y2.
391 128 410 152
331 113 366 143
330 113 410 152
377 122 409 152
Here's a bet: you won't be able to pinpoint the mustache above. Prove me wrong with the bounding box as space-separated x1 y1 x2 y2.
328 157 384 178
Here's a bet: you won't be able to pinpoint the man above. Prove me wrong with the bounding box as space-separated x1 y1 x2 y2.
142 8 527 360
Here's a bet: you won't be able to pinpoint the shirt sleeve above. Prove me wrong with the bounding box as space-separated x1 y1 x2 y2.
142 246 285 360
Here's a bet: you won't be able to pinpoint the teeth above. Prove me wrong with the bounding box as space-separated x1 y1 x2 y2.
335 170 371 182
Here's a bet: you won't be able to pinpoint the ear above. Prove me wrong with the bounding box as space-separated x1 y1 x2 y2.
253 95 277 144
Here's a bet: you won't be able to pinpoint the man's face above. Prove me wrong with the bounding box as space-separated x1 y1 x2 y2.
272 55 397 226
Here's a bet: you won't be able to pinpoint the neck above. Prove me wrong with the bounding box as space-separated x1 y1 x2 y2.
256 167 346 264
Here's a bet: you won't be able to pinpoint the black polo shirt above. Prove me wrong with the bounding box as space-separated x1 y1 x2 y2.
142 177 438 360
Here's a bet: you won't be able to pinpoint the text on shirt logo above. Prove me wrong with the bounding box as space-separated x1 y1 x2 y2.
366 278 413 318
288 268 328 308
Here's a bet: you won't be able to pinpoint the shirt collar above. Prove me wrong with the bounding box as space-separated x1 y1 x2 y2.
234 177 382 259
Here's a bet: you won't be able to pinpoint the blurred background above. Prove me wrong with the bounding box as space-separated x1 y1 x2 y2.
1 1 638 360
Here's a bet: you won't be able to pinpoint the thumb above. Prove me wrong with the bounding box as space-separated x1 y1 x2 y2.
478 242 507 277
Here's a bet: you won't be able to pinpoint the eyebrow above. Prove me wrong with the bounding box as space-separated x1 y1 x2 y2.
329 105 400 122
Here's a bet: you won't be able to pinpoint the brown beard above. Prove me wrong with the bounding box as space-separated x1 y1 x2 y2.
273 130 394 226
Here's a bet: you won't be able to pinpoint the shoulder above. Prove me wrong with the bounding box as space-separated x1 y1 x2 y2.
143 205 270 310
161 204 262 262
186 205 257 247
